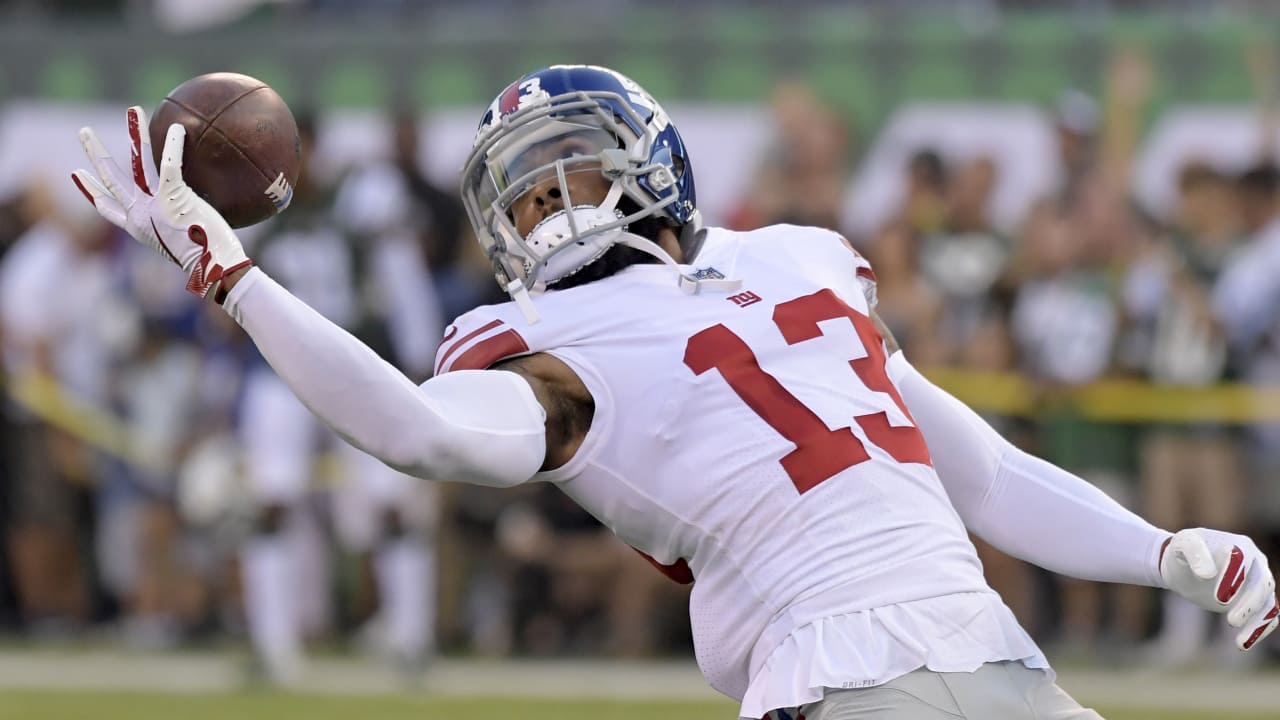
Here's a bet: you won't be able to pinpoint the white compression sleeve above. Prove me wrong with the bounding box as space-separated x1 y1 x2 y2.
888 352 1170 588
222 267 546 487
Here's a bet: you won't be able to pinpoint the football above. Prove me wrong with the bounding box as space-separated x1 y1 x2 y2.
148 72 301 228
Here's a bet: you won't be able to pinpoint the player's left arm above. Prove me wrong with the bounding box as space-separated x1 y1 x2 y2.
877 309 1279 651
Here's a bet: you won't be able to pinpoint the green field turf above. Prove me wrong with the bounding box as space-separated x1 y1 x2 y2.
0 692 1272 720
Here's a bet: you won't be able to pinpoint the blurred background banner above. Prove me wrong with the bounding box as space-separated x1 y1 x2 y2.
3 2 1280 111
4 2 1280 718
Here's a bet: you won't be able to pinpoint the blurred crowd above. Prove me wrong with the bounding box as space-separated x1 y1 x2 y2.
728 47 1280 670
3 44 1280 679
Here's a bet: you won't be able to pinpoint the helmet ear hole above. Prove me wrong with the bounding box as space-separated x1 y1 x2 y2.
672 156 686 179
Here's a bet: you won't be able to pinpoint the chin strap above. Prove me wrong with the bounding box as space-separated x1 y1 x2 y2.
507 278 542 325
505 235 741 327
507 175 739 325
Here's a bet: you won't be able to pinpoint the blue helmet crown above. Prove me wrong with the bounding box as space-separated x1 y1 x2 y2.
473 65 697 225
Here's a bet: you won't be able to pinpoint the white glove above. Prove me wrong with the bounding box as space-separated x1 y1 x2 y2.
1160 527 1279 650
72 106 251 303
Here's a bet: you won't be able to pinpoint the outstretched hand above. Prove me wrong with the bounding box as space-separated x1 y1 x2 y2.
72 107 251 302
1160 528 1279 651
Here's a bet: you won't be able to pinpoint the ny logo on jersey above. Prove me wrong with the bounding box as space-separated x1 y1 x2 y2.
727 291 762 308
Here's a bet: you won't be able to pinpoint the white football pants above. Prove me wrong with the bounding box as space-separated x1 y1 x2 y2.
781 662 1102 720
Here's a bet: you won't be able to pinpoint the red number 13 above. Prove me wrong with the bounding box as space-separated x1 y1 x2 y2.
683 289 931 494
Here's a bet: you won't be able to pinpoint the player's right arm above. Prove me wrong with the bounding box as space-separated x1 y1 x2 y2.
73 108 556 488
878 316 1278 651
220 267 548 485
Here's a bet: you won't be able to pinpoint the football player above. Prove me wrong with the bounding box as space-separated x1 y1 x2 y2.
73 65 1277 719
235 116 439 682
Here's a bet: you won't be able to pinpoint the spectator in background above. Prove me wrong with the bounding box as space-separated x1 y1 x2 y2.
333 123 445 670
997 47 1155 659
869 146 1032 626
1218 46 1280 668
235 116 347 680
1051 89 1100 212
238 114 439 681
0 187 39 631
871 148 1011 366
897 149 950 240
915 154 1013 364
94 242 225 650
0 186 123 635
955 298 1036 630
865 145 1036 629
1238 164 1280 239
1122 162 1246 666
494 485 690 657
1214 163 1280 666
377 112 536 657
333 115 445 384
495 486 615 655
166 300 262 642
866 221 946 368
727 80 853 232
1010 199 1130 658
1067 49 1151 266
937 155 1034 629
100 259 186 644
435 482 517 655
0 192 31 261
386 110 498 322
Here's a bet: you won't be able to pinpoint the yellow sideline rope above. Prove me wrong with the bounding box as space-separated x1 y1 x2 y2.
5 371 165 474
924 368 1280 423
5 369 1280 474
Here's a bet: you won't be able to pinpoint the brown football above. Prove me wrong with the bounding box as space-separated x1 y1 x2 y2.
149 72 300 228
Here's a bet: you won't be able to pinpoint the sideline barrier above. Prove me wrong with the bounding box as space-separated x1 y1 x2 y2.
6 369 1280 474
925 368 1280 423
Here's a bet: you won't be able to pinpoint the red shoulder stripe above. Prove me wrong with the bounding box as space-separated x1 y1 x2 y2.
450 328 530 372
435 319 503 375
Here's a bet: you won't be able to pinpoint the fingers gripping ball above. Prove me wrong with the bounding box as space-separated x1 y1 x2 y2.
149 72 300 228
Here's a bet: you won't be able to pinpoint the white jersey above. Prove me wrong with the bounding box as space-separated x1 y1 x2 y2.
436 225 1045 717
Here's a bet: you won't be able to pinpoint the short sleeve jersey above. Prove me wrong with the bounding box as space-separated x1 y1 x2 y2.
435 225 992 704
